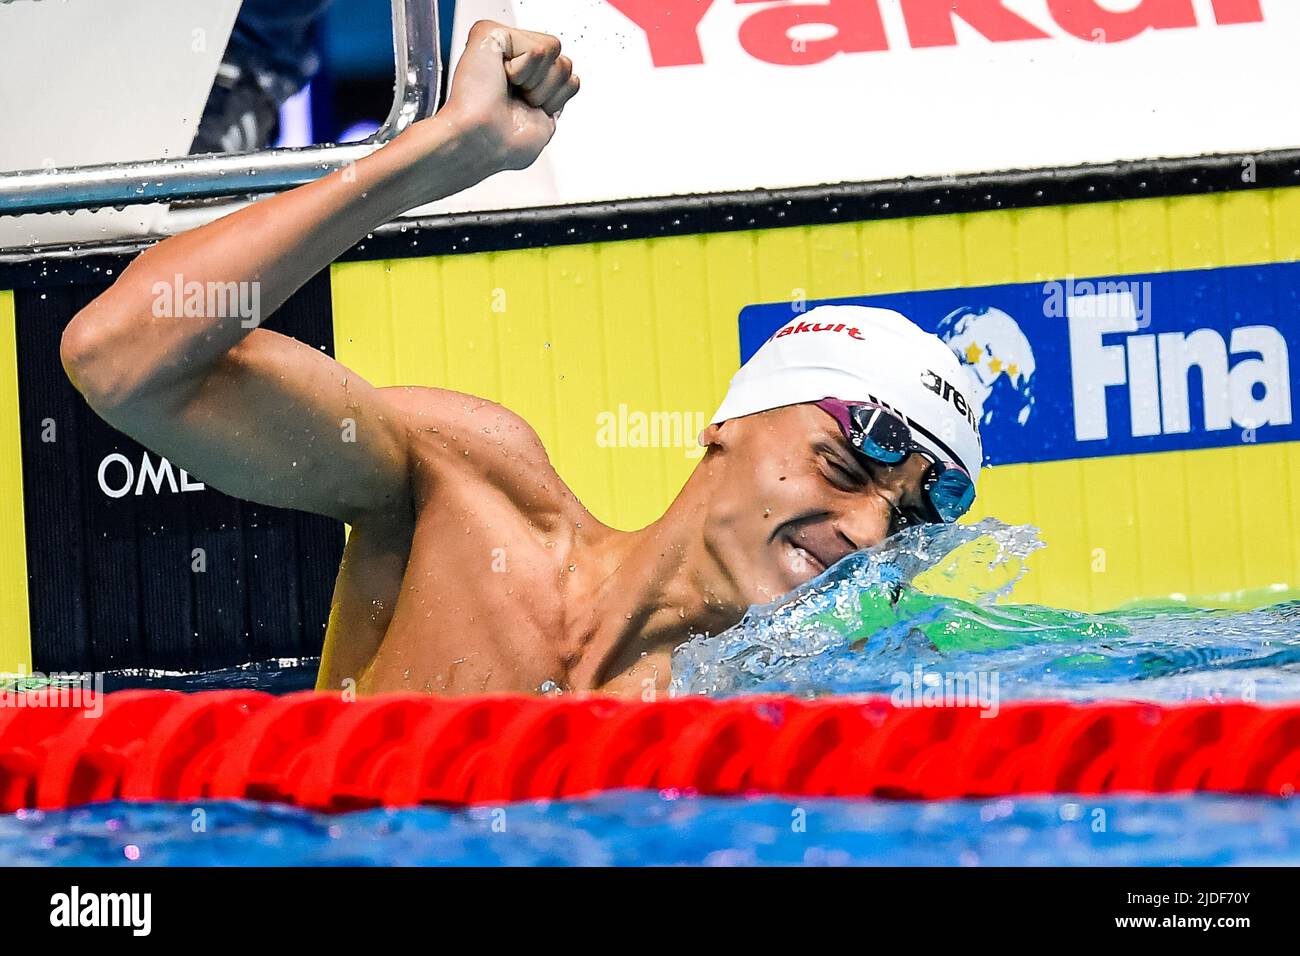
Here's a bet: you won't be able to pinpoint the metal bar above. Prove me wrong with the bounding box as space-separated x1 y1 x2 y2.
0 0 441 216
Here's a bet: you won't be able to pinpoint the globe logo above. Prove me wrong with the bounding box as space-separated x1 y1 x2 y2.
935 306 1036 428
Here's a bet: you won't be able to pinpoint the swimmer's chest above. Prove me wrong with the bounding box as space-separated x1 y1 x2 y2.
357 505 574 694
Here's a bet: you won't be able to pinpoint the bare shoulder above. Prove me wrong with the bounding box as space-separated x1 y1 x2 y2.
381 385 544 452
382 385 583 526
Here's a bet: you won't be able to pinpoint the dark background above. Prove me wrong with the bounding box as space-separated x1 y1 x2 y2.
309 0 459 144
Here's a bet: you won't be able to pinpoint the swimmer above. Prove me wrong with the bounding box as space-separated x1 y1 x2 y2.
60 20 982 697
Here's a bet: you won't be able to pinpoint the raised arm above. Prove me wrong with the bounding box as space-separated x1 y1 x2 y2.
59 21 579 524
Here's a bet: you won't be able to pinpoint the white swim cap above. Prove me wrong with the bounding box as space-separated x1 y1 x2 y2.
711 304 984 482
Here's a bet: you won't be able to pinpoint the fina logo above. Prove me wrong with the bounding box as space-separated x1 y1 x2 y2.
936 283 1293 444
1052 283 1292 440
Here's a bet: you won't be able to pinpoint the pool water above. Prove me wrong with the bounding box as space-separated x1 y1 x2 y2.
12 519 1299 866
672 520 1300 703
5 792 1299 866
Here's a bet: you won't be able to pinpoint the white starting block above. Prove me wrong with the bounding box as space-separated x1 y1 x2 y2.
0 0 241 249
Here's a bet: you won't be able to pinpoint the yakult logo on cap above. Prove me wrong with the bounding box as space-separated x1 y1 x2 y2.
774 319 865 340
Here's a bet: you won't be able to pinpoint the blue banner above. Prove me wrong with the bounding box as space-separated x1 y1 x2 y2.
738 262 1299 466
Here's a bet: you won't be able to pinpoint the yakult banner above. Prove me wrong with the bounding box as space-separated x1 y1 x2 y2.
428 0 1294 213
738 262 1298 467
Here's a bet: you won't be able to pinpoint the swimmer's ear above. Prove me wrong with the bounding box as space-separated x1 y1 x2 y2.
698 422 724 450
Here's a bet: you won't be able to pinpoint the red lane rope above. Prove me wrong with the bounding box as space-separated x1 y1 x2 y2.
0 690 1296 812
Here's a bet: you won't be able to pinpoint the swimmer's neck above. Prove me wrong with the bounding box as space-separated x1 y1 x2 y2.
560 474 746 691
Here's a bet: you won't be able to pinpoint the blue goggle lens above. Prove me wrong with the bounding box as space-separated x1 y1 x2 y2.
925 467 976 523
848 405 910 464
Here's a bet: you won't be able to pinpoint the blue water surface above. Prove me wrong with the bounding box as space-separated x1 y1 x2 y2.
55 520 1300 867
3 792 1299 866
672 521 1300 702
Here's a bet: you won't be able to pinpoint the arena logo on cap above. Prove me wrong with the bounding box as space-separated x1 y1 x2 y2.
919 367 980 437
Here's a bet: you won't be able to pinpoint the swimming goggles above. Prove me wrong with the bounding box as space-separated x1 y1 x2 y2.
814 398 976 523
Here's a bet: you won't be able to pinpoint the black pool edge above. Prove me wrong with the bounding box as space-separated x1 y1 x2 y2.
1 147 1297 289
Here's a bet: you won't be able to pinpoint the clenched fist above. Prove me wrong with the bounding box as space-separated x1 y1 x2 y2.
442 20 581 172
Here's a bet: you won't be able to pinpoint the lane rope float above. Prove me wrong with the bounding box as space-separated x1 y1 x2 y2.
1 690 1296 812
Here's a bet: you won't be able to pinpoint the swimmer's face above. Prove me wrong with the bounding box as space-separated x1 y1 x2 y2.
699 404 936 603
